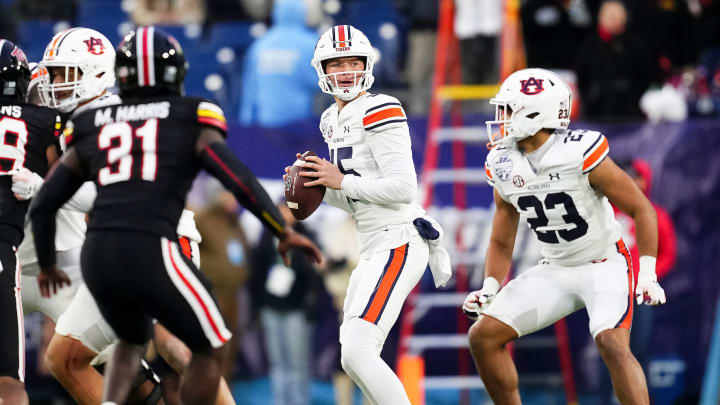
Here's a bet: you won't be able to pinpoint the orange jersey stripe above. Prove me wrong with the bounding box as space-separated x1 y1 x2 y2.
616 239 634 330
362 244 408 324
362 107 405 127
582 137 608 171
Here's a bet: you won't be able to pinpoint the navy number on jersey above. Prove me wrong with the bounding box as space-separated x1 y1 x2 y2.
330 146 360 177
518 192 589 243
98 119 158 185
0 117 29 172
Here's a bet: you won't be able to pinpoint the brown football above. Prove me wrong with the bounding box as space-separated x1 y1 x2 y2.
284 151 326 220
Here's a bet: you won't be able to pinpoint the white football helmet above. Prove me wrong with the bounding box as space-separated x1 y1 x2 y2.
37 28 115 113
311 25 375 101
486 68 572 147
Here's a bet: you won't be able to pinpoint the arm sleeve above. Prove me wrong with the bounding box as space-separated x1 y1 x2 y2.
61 181 97 213
340 126 417 204
199 141 286 238
323 188 353 213
30 163 85 267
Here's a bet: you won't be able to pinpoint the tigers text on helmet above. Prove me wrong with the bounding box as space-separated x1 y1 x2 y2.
0 40 30 102
115 26 188 98
37 28 115 113
311 25 375 102
486 68 572 148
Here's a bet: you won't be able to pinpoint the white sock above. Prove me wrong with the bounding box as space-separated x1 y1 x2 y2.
102 402 119 405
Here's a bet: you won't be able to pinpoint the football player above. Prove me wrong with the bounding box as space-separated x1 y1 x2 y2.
29 26 322 405
286 25 451 405
462 68 666 405
20 27 239 405
0 40 59 405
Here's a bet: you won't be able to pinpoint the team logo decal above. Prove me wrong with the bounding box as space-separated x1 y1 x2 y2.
494 153 513 182
520 77 544 95
84 37 106 55
320 119 333 139
512 175 525 187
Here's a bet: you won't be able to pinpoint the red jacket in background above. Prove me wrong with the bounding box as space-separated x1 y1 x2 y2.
614 159 677 281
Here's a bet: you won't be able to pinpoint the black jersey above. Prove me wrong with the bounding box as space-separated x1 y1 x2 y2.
68 95 228 239
0 102 59 246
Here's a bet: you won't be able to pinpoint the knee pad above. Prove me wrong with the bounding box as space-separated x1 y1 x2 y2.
340 318 385 373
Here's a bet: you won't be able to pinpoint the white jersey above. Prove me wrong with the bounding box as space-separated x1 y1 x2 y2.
485 129 621 265
320 93 423 234
17 183 96 275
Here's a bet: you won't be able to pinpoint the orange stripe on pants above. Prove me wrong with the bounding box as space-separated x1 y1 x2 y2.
615 239 634 330
361 244 408 324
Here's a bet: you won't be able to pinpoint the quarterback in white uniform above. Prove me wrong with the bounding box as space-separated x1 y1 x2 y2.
462 68 666 405
289 25 451 405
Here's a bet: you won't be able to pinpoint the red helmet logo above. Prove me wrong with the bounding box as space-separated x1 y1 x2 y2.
520 77 544 95
83 37 106 55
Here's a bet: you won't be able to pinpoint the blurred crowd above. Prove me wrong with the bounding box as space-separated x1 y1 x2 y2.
4 0 719 124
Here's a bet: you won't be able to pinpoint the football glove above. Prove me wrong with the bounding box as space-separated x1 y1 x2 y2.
636 256 666 305
462 277 500 321
11 168 44 201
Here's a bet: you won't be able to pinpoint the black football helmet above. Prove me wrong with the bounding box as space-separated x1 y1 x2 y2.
0 39 30 101
115 26 188 98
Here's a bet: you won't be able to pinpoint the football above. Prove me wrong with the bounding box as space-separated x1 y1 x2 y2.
284 151 326 220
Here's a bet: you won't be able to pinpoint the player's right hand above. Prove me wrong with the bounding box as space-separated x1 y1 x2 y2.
10 167 44 200
277 226 324 266
462 277 500 321
37 266 72 297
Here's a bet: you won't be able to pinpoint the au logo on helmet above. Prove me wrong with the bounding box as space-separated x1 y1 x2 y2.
83 37 105 55
520 77 544 95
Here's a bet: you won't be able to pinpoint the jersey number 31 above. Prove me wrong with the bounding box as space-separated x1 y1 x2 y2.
98 119 158 185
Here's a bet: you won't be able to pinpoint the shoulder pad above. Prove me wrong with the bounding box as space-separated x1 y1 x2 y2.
362 94 407 131
196 99 227 135
563 129 609 174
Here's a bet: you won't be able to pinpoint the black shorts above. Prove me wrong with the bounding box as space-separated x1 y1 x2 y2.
0 241 24 381
81 231 231 352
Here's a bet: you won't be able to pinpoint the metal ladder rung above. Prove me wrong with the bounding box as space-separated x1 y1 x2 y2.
427 168 488 184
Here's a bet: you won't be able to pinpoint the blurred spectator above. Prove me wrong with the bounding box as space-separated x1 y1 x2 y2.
318 213 361 405
250 203 321 405
575 0 655 120
521 0 593 70
206 0 250 23
454 0 502 84
394 0 437 114
241 0 273 22
629 0 696 78
131 0 206 26
15 0 76 21
195 188 250 379
239 0 318 127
